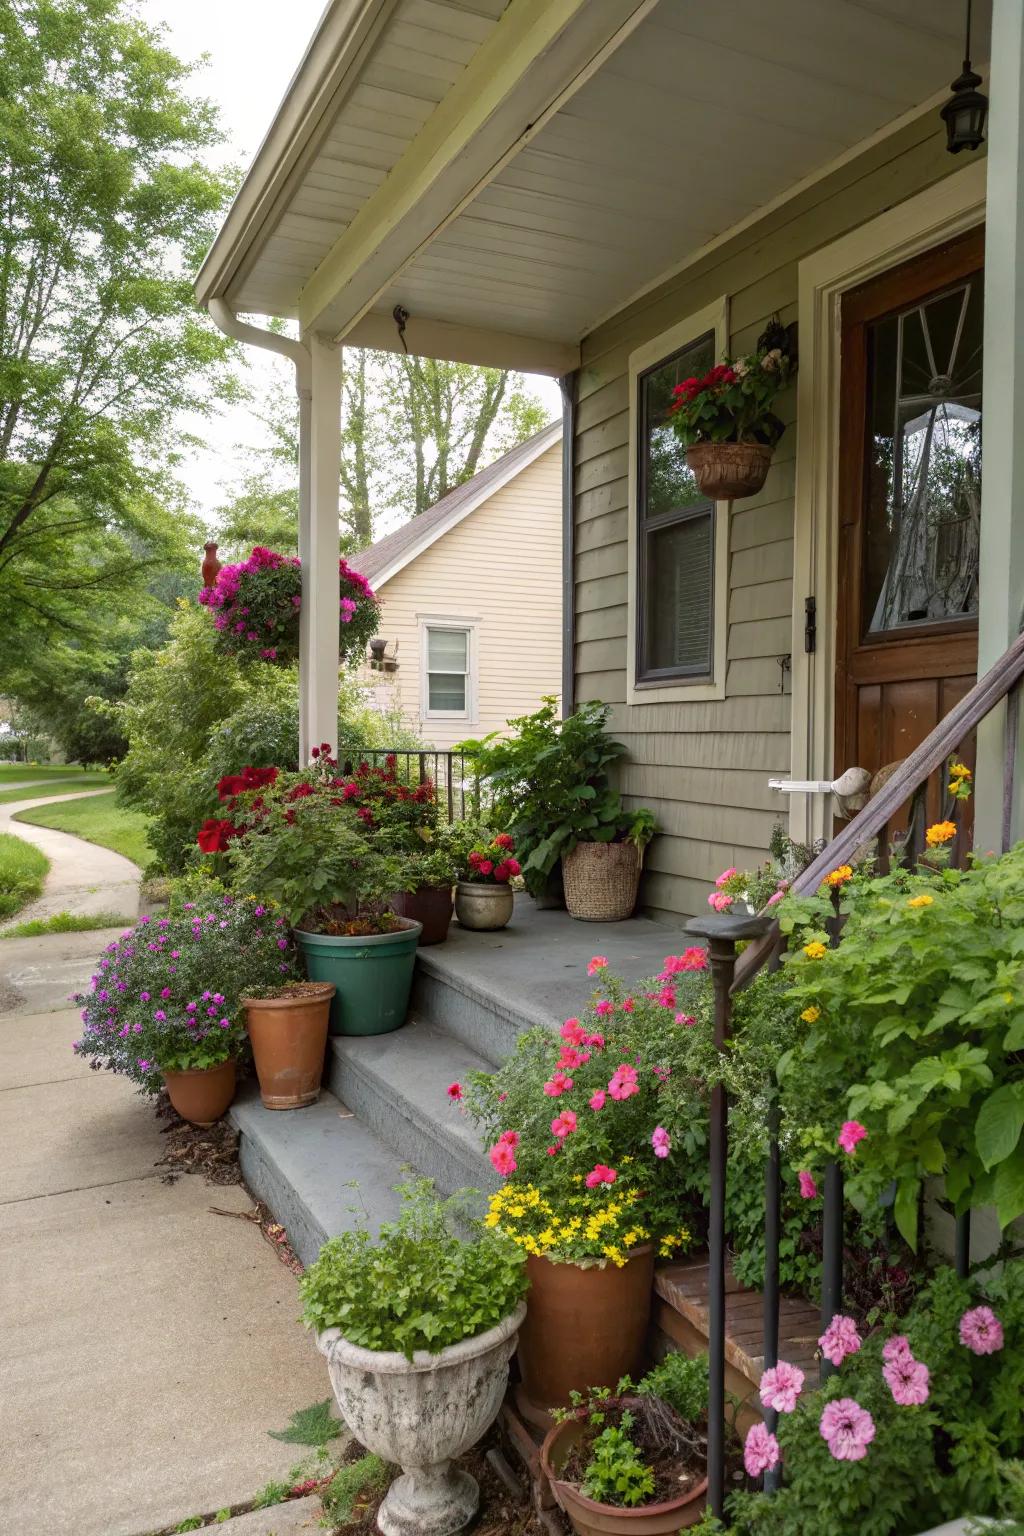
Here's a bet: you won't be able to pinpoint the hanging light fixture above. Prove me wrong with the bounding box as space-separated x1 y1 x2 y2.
940 0 988 154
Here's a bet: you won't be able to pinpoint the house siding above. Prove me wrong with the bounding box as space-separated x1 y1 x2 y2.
362 442 562 749
572 114 974 922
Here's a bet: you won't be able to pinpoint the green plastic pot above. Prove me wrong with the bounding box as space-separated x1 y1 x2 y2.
295 918 422 1036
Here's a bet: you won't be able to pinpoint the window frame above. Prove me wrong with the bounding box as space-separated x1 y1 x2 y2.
626 296 729 704
418 616 479 724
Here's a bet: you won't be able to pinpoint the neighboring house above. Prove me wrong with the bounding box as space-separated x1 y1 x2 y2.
349 422 562 750
196 0 1012 923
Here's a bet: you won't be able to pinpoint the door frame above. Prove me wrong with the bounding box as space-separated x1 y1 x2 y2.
789 160 986 845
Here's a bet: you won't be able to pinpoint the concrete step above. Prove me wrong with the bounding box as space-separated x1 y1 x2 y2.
326 1018 498 1201
229 1084 407 1268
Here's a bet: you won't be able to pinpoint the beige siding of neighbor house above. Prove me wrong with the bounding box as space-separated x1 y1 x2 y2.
363 442 562 749
573 114 972 923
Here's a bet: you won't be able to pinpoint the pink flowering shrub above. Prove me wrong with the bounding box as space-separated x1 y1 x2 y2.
199 546 380 667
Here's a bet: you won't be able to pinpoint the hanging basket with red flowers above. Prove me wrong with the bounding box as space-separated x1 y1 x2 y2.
198 546 380 666
666 344 792 500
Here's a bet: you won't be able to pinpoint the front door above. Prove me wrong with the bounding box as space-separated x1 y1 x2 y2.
835 227 984 828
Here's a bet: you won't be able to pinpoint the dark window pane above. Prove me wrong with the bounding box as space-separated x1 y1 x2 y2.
862 272 982 635
642 332 715 518
642 512 713 675
428 673 466 711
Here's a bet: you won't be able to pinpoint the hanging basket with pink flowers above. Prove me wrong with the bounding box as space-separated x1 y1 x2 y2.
667 337 793 501
198 546 380 667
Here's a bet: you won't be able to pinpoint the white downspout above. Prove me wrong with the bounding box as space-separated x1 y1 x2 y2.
205 299 314 757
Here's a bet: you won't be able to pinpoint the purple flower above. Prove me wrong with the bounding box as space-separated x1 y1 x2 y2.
139 991 150 1003
160 987 171 999
277 938 288 950
759 1361 804 1414
818 1314 862 1367
959 1305 1004 1355
884 1354 930 1405
153 1010 166 1022
138 1060 151 1071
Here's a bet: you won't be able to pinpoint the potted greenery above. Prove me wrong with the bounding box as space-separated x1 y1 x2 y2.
562 807 656 923
72 896 301 1124
666 342 791 501
454 829 521 931
301 1180 528 1536
222 751 421 1037
240 978 335 1109
460 951 710 1423
389 820 465 946
540 1357 710 1533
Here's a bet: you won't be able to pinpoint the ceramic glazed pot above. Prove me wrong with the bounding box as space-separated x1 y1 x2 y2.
455 880 514 931
241 982 334 1109
317 1302 526 1536
163 1058 236 1126
562 842 641 922
390 884 455 945
515 1248 654 1427
541 1404 708 1534
684 440 772 500
295 919 422 1036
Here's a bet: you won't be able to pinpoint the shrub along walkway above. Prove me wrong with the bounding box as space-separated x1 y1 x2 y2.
0 787 140 930
0 934 329 1536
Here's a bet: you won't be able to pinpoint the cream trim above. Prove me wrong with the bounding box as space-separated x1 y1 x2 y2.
626 296 729 707
789 159 987 844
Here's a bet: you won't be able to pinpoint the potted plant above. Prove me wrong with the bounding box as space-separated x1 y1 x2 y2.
222 751 420 1037
391 840 460 945
454 830 520 930
71 895 301 1124
562 808 657 923
198 545 380 666
666 341 791 500
240 978 335 1109
301 1179 528 1536
460 952 710 1423
541 1358 710 1534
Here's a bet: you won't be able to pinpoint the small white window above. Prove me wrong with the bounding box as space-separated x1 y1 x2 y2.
425 625 471 716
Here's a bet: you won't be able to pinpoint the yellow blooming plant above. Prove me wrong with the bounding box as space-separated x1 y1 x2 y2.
485 1176 690 1267
948 761 972 800
822 865 853 889
925 820 957 848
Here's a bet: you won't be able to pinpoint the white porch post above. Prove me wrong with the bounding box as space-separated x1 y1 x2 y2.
976 0 1024 850
299 335 341 762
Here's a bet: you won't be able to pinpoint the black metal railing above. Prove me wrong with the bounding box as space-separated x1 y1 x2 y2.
689 629 1024 1517
338 747 485 823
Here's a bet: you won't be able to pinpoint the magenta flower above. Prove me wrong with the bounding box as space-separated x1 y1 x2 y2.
551 1109 578 1139
153 1010 166 1022
743 1422 781 1477
759 1361 804 1414
884 1354 930 1405
959 1305 1004 1355
818 1314 862 1367
797 1170 818 1200
561 1017 585 1044
587 955 609 977
651 1126 671 1159
589 1090 606 1111
675 1012 697 1027
837 1120 868 1154
138 1060 151 1071
819 1398 875 1461
882 1335 912 1365
489 1140 517 1176
594 1000 614 1018
543 1071 573 1097
608 1063 640 1101
585 1163 617 1189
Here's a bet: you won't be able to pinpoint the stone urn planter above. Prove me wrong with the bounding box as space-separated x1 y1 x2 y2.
163 1058 236 1126
241 981 334 1109
455 880 513 931
685 440 772 500
317 1301 526 1536
562 842 641 922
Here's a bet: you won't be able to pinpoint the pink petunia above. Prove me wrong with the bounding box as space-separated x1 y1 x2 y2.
743 1422 781 1478
759 1361 804 1414
446 1082 462 1101
675 1013 697 1028
543 1071 574 1097
585 1163 617 1189
551 1109 578 1139
488 1141 517 1177
589 1090 606 1111
561 1017 586 1045
594 1000 614 1018
559 1046 584 1070
837 1120 868 1155
586 1032 606 1049
883 1355 930 1406
819 1399 875 1462
587 956 609 977
715 867 738 889
959 1305 1004 1355
818 1314 862 1367
621 997 635 1013
882 1335 912 1366
708 890 734 911
497 1130 520 1149
651 1126 671 1159
797 1170 818 1200
608 1063 640 1101
546 1144 559 1157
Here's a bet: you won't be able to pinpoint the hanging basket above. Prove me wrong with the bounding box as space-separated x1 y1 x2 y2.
685 440 773 500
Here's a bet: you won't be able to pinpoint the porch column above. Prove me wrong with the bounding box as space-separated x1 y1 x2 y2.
299 335 341 762
977 0 1024 850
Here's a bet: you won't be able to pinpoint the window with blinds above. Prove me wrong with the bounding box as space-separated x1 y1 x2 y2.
636 330 716 682
425 625 470 714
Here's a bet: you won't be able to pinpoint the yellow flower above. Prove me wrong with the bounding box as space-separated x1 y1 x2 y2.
602 1245 625 1267
926 821 956 847
800 1005 821 1023
823 865 853 888
803 941 827 960
538 1228 558 1248
508 1205 525 1218
483 1211 501 1228
907 893 934 908
949 762 972 781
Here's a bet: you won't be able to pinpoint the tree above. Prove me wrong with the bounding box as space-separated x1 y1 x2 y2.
0 0 236 673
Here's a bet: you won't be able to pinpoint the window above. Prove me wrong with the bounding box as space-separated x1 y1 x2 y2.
425 624 471 716
636 329 717 681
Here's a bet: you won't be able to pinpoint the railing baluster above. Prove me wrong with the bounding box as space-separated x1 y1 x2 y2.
819 1161 844 1381
763 1094 782 1493
955 1209 972 1279
1003 681 1020 854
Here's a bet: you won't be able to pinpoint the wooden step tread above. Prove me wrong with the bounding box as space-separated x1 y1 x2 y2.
655 1258 821 1384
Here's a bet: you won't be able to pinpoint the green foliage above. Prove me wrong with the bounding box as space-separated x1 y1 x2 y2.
15 792 152 869
634 1351 709 1426
0 773 104 804
667 350 791 448
267 1399 342 1448
251 1478 290 1510
581 1412 656 1508
299 1179 527 1359
0 831 49 918
173 1519 203 1533
0 909 134 939
320 1453 390 1525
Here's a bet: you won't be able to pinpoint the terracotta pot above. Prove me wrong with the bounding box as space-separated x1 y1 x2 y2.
562 842 641 922
516 1248 654 1426
163 1058 236 1126
685 440 772 500
455 880 514 931
390 883 454 945
541 1403 708 1534
241 982 334 1110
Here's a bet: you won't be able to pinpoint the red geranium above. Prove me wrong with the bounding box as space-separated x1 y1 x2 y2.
197 818 240 854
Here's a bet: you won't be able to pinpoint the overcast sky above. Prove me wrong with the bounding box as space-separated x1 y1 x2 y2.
139 0 560 528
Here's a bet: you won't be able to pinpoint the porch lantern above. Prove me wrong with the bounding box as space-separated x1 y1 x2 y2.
940 0 988 154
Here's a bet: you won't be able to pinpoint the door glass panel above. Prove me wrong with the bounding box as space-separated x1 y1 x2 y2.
862 271 983 636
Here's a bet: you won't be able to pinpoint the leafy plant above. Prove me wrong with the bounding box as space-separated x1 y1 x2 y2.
199 547 380 667
252 1478 290 1510
299 1179 527 1358
174 1520 203 1533
633 1351 709 1426
581 1412 656 1508
268 1399 342 1447
320 1453 391 1524
666 349 790 447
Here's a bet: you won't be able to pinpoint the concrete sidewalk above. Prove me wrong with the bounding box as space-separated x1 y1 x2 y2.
0 945 330 1536
0 787 141 929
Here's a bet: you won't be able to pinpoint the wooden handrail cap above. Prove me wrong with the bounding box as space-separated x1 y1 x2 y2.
686 913 774 945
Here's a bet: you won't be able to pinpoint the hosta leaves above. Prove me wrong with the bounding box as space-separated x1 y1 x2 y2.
976 1083 1024 1170
994 1146 1024 1228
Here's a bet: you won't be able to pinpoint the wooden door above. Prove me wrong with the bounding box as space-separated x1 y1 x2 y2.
835 228 983 830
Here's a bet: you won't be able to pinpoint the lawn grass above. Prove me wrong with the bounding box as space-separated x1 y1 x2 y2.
0 832 50 919
0 909 136 939
0 774 106 805
0 764 103 783
14 793 153 870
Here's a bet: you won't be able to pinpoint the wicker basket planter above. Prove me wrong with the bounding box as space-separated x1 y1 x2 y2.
685 440 772 500
562 842 641 923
